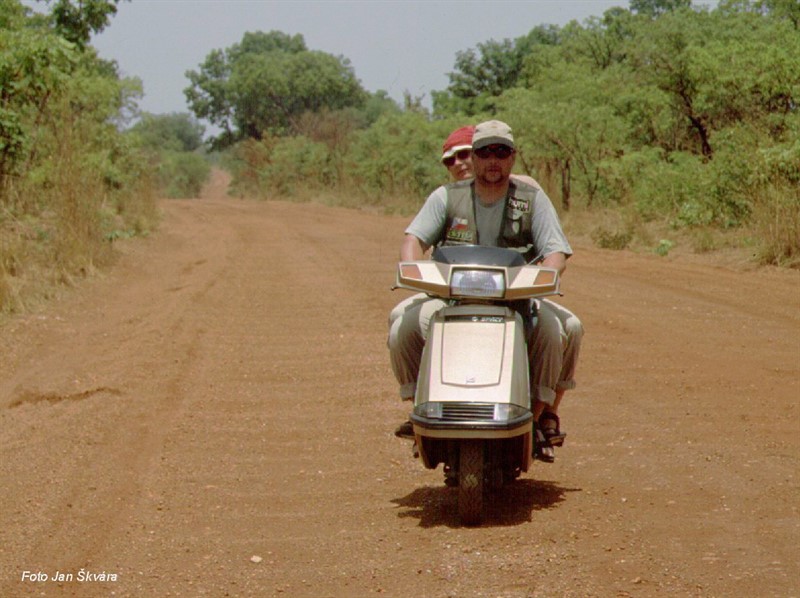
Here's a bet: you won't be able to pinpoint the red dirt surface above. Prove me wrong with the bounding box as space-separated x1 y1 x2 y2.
1 170 798 597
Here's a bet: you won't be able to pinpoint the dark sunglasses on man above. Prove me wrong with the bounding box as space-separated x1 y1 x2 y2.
474 144 514 160
442 149 472 167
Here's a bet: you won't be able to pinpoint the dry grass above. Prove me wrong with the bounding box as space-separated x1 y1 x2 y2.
750 186 800 268
0 131 159 316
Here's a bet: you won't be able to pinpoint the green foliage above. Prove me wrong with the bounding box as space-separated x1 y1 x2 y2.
361 90 402 126
434 24 562 117
126 113 210 199
629 8 799 158
654 239 675 256
1 0 159 313
158 151 211 199
185 30 367 148
558 13 632 70
130 112 205 152
592 226 634 250
630 0 692 17
762 0 800 28
719 0 800 29
226 135 331 198
0 27 77 182
48 0 127 49
187 6 797 267
346 112 456 201
0 0 28 29
500 63 632 208
439 38 524 115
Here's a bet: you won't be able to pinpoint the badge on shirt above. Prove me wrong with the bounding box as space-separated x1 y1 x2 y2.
506 198 530 237
447 217 474 242
508 197 530 213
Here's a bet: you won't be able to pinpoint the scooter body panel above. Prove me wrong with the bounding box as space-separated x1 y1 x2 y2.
412 303 533 473
415 304 529 407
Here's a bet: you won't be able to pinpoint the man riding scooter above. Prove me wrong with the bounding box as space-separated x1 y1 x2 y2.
387 120 583 462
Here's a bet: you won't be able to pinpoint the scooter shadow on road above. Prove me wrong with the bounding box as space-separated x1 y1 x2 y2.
391 479 579 528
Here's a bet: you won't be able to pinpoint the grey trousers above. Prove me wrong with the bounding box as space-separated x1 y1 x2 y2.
387 293 583 406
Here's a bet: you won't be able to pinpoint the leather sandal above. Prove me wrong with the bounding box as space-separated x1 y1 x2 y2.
539 411 566 447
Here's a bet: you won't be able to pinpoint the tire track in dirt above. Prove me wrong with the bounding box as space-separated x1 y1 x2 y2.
0 201 246 595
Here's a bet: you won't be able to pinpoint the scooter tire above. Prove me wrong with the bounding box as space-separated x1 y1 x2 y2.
458 440 484 526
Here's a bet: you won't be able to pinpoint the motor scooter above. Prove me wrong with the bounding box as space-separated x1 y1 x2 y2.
393 245 561 525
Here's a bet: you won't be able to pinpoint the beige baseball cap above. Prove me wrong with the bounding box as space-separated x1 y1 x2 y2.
472 120 514 150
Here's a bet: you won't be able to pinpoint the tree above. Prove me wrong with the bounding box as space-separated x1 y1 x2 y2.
130 112 205 152
433 24 569 117
627 10 716 157
346 111 454 198
447 39 523 101
501 65 631 209
720 0 800 29
627 7 800 158
629 0 692 18
36 0 128 49
361 90 401 126
434 28 563 117
184 31 367 148
0 0 28 29
558 8 637 70
760 0 800 28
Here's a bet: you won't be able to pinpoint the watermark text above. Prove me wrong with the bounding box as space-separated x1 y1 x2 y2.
20 570 119 583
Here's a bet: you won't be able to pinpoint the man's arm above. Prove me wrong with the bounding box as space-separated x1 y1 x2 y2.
541 251 567 275
401 186 448 261
400 234 430 261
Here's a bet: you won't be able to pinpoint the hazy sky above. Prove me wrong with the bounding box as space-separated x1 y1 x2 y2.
84 0 715 118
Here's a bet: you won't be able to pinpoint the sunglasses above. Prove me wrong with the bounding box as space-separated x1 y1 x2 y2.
474 145 514 160
442 149 472 167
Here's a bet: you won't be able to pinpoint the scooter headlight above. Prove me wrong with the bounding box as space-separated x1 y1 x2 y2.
450 269 505 298
494 404 529 421
414 402 443 419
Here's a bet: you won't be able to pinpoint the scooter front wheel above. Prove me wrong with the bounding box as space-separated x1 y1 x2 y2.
458 440 484 526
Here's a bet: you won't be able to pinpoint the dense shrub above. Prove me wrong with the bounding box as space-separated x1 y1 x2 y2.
159 151 211 199
0 1 160 313
225 135 332 198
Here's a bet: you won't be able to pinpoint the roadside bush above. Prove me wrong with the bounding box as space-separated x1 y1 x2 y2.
226 135 332 198
224 138 269 198
752 186 800 268
259 136 333 196
125 112 210 199
346 112 447 204
223 112 474 210
615 150 710 224
159 151 211 199
130 112 205 153
0 60 159 313
591 226 633 250
750 130 800 267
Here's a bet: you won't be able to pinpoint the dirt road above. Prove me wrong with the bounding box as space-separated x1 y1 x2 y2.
1 173 798 597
